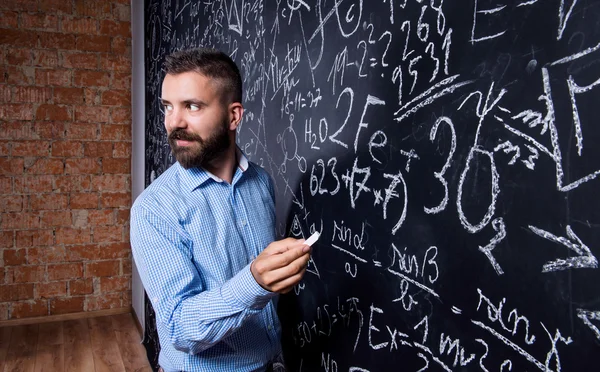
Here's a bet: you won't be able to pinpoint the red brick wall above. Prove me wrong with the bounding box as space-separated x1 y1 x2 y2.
0 0 132 320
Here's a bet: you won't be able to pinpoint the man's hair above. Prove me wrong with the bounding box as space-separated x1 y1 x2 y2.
164 48 242 104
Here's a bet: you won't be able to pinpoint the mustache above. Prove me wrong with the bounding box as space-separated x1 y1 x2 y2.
168 129 203 142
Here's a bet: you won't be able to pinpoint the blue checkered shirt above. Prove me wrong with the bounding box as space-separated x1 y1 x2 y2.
130 150 281 372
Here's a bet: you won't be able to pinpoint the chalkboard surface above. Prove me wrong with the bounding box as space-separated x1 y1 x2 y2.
144 1 600 370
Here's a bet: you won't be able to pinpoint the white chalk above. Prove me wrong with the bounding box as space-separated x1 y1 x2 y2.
304 232 320 247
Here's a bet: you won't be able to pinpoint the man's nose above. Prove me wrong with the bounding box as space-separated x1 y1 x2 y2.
168 109 187 130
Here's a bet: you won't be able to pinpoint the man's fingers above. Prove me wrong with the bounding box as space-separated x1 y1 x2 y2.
273 269 307 293
259 253 309 287
265 237 306 255
254 245 310 274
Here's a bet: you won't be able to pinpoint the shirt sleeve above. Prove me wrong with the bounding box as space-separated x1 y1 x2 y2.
130 202 277 354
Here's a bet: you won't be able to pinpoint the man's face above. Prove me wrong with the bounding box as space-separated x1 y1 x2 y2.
161 72 231 169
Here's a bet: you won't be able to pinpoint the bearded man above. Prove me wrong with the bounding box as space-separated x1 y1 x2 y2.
130 48 310 372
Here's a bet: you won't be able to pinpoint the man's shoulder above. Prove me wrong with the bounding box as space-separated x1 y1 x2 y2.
132 163 182 212
245 160 273 188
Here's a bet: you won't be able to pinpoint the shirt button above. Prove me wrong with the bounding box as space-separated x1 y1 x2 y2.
241 220 247 226
268 325 273 330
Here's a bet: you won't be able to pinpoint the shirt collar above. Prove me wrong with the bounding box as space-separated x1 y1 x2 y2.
177 146 250 191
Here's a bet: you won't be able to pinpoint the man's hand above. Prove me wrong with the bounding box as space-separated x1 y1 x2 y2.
250 237 310 294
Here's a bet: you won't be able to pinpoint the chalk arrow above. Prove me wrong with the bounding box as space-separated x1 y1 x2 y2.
576 309 600 341
528 225 598 272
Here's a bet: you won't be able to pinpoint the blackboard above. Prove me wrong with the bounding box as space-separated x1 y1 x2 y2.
144 1 600 370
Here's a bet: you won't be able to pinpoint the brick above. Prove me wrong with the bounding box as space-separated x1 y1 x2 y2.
71 209 87 228
112 3 130 22
0 231 13 248
101 192 130 208
70 193 98 209
13 141 50 157
28 246 66 264
47 263 83 281
0 141 9 156
30 193 67 210
102 158 129 174
101 90 130 106
0 122 36 139
55 227 90 245
36 104 71 121
0 303 8 321
52 141 83 157
0 177 12 195
16 230 54 249
68 242 128 261
53 175 91 192
84 142 112 157
65 158 100 174
61 52 98 69
116 209 129 225
39 32 76 50
0 158 24 174
82 88 97 105
100 124 130 141
74 70 109 87
99 20 130 37
25 158 64 175
39 0 73 14
88 209 114 225
0 10 19 28
14 86 52 103
90 175 128 192
100 276 129 293
76 35 111 53
36 281 67 298
41 210 71 227
54 87 84 104
0 194 23 212
85 260 119 277
112 142 130 158
36 68 71 86
21 13 58 31
0 283 34 301
1 212 40 229
74 1 111 18
111 37 130 55
93 225 121 243
6 66 35 85
0 0 37 11
74 106 109 123
5 48 32 65
0 29 38 48
86 292 121 311
69 278 93 295
35 122 67 140
100 54 130 72
14 175 53 193
32 49 59 67
11 299 49 318
0 104 35 120
50 296 84 315
0 84 11 102
122 258 132 275
66 123 97 139
11 265 45 283
60 16 97 34
111 73 131 91
3 249 26 266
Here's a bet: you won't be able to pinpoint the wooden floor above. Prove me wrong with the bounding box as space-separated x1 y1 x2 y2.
0 313 152 372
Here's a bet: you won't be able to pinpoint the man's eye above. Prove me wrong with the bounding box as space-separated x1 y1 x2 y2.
163 104 173 112
188 104 200 112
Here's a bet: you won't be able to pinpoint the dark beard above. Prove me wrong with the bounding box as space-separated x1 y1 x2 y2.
168 122 230 170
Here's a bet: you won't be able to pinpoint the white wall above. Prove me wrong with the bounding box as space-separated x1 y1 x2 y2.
130 0 145 334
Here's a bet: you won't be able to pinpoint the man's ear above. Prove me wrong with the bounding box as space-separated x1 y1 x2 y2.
228 102 244 131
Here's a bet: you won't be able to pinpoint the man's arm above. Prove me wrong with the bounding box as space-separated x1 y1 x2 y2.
130 204 307 354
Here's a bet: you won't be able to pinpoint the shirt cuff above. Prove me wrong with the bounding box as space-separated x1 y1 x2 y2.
221 263 277 310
